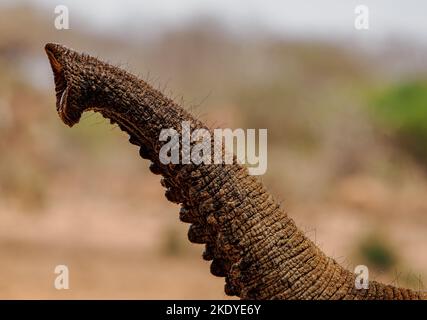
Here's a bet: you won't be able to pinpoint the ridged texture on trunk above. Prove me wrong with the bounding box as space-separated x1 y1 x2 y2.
44 43 426 300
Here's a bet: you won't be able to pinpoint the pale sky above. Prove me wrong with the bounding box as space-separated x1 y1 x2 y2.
3 0 427 43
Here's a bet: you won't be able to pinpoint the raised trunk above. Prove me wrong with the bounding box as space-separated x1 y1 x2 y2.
44 43 425 300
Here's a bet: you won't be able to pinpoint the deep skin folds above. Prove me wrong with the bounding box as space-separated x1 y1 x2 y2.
45 43 426 300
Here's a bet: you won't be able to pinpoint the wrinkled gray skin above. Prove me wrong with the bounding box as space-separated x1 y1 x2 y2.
45 43 426 300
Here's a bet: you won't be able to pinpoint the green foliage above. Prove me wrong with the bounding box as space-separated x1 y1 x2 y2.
357 234 397 271
371 81 427 163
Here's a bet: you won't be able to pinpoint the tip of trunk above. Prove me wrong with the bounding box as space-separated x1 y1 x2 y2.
44 43 81 127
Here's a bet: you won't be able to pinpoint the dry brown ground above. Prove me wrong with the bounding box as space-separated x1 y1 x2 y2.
0 170 426 299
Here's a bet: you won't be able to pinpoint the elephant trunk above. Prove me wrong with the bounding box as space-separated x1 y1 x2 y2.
44 43 425 300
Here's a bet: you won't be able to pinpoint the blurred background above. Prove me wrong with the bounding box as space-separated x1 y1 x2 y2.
0 0 426 299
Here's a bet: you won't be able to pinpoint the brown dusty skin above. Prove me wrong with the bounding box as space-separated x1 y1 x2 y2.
44 43 426 300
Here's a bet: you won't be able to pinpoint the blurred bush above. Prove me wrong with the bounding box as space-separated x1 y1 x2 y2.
161 225 189 257
371 81 427 164
356 233 397 271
